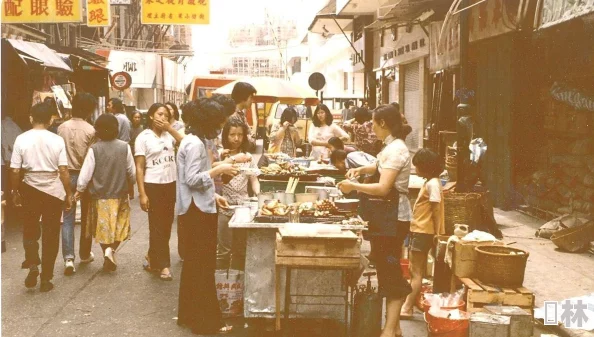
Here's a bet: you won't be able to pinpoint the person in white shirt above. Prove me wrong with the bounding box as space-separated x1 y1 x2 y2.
10 102 73 292
135 103 184 281
308 104 349 160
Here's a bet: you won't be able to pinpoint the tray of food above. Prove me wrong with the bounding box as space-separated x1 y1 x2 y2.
255 199 360 223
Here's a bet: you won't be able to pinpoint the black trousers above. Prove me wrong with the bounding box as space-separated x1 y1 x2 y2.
20 183 63 281
178 203 223 334
145 182 176 270
371 221 412 300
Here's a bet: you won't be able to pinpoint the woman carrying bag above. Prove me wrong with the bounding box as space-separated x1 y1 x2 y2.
337 104 412 337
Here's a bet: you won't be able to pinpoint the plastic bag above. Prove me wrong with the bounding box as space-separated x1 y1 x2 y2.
215 269 244 318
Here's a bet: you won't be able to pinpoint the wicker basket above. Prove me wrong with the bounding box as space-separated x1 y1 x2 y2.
550 222 594 253
443 193 482 235
475 246 529 287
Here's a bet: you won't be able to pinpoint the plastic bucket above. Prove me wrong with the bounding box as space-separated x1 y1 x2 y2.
423 299 466 313
400 259 410 279
425 310 470 337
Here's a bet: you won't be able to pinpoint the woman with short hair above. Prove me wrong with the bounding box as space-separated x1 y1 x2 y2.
308 104 349 160
176 98 238 335
76 114 136 272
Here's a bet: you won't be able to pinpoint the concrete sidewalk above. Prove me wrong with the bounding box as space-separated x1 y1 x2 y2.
494 209 594 337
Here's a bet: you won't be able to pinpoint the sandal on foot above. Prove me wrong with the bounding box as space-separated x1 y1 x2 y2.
217 325 233 334
160 270 173 281
142 256 153 272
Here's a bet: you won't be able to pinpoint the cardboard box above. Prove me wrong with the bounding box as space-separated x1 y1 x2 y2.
470 312 510 337
484 305 533 337
453 240 504 278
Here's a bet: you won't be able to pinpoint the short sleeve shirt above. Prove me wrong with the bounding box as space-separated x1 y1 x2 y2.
10 129 68 200
377 135 412 221
134 129 177 184
411 178 445 235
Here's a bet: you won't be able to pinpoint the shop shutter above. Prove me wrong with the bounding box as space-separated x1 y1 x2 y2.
403 61 420 151
388 80 398 104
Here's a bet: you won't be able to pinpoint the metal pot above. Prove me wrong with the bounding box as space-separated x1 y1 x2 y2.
295 193 319 203
258 192 274 208
334 199 359 212
273 191 286 204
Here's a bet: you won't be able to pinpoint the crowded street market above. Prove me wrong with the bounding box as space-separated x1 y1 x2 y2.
1 0 594 337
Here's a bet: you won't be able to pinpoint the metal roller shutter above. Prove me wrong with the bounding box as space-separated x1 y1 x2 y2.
403 61 420 151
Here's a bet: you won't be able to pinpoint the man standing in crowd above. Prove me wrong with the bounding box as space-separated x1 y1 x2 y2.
341 101 355 123
10 102 73 292
230 82 257 152
57 93 97 275
107 98 131 143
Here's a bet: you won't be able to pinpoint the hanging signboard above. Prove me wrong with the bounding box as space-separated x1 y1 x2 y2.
468 0 522 42
141 0 209 25
537 0 594 29
429 17 460 73
1 0 83 23
86 0 110 26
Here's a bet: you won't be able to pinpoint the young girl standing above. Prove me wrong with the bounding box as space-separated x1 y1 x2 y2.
217 119 260 270
135 103 184 281
401 148 445 318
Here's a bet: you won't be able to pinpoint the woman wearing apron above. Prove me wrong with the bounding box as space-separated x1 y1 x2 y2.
337 104 412 337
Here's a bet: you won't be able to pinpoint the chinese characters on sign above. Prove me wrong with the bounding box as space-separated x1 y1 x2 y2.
467 0 521 43
86 0 109 26
141 0 208 24
2 0 82 23
544 300 593 330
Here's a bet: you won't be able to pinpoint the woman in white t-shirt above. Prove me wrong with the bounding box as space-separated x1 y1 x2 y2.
135 103 184 281
308 104 349 160
337 104 412 337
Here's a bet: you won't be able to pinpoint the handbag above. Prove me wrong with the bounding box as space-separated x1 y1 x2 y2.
358 163 405 237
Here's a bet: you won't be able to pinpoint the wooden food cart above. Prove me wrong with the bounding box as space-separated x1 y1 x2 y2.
229 215 365 325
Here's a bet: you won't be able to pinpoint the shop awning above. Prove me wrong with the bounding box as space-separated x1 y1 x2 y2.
58 53 110 72
366 0 439 30
535 0 594 29
308 1 354 34
4 39 72 72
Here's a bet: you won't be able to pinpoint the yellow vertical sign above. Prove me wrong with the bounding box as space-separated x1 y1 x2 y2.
86 0 109 26
141 0 209 25
1 0 82 23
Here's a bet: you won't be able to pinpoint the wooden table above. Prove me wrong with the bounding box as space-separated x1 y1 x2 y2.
274 230 361 334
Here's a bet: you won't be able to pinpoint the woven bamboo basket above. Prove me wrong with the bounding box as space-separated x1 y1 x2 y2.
550 222 594 253
475 246 529 287
443 192 482 234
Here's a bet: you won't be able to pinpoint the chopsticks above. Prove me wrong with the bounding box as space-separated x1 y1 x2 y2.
286 177 299 193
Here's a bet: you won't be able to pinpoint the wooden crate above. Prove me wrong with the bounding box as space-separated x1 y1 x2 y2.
461 278 535 316
275 232 361 268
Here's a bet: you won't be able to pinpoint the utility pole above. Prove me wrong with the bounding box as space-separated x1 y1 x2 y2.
456 0 472 192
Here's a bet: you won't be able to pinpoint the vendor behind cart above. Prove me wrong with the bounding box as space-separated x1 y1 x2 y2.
337 104 412 337
217 119 260 270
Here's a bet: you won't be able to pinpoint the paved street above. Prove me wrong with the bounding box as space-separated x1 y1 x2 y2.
3 196 586 336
